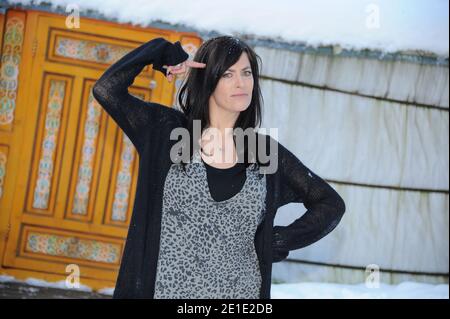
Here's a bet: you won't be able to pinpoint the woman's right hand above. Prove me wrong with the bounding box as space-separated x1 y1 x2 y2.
162 60 206 82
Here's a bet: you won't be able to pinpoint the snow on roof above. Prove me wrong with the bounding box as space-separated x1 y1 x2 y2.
4 0 449 57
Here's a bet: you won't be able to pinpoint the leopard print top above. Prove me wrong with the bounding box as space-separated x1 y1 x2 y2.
153 150 267 299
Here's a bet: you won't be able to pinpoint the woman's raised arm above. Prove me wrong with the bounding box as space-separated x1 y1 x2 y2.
92 37 189 154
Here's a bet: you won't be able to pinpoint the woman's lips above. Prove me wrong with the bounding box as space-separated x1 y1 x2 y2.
231 93 248 97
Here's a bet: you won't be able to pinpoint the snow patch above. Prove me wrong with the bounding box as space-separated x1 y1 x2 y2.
271 281 449 299
0 275 92 292
1 275 448 298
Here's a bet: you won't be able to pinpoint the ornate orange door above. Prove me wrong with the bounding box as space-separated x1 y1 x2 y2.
0 9 201 290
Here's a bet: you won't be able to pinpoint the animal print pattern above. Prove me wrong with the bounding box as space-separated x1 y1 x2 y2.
154 151 267 299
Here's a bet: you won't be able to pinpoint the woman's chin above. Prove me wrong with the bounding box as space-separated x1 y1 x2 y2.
233 103 251 112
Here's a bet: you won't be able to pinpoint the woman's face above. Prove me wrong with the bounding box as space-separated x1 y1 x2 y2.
209 52 254 114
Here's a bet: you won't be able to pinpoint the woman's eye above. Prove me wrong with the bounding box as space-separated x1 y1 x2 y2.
222 71 252 78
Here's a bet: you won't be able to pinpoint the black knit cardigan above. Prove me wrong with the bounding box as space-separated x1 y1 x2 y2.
92 37 346 299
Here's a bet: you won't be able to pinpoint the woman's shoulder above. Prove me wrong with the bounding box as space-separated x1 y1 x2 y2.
255 132 298 158
253 132 286 176
254 132 286 157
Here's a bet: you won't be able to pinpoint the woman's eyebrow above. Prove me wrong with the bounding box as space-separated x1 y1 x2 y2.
227 66 251 72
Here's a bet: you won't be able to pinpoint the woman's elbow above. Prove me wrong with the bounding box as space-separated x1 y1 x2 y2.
335 194 346 218
92 80 106 103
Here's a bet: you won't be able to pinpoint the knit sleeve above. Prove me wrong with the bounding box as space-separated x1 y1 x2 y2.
92 37 189 154
272 142 346 261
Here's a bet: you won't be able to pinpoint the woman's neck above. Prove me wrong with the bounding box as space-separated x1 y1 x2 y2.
208 103 239 135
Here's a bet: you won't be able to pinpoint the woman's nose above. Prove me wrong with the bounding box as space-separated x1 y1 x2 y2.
235 74 245 87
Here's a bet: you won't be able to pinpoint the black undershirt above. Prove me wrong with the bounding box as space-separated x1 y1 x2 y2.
201 158 247 202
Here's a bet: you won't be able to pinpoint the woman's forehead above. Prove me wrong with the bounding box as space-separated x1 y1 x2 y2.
227 52 251 70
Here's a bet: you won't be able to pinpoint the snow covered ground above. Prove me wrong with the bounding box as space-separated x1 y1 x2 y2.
271 282 449 299
0 275 448 299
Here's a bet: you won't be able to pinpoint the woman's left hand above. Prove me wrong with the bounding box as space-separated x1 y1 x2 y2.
272 226 290 262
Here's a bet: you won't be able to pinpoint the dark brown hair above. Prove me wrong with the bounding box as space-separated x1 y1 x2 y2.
177 36 264 170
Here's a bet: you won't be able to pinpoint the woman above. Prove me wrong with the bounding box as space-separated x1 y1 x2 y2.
93 36 346 299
